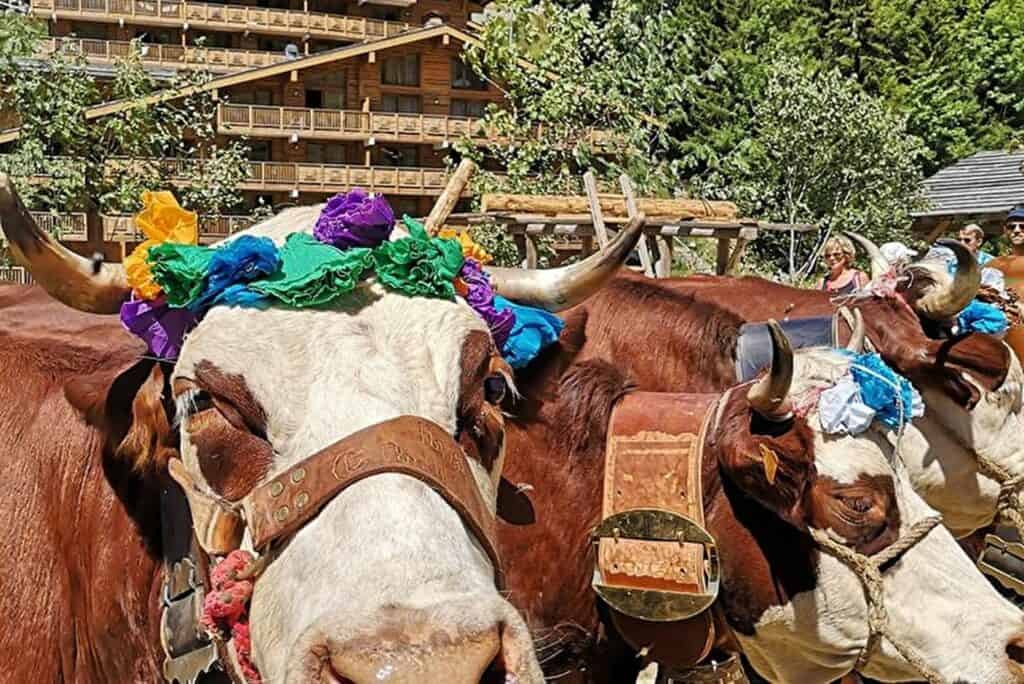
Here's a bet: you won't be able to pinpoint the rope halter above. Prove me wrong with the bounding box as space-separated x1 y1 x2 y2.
809 514 945 684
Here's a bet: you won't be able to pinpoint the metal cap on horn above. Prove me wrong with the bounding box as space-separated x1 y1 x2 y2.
483 212 646 312
845 231 889 281
747 320 794 421
909 238 980 321
0 174 129 313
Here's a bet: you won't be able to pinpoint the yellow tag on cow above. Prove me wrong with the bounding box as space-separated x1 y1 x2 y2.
759 443 779 485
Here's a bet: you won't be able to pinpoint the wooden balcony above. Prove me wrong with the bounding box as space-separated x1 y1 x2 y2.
136 157 469 196
31 0 411 43
102 213 257 243
40 36 288 72
0 266 33 285
218 104 501 144
30 211 89 241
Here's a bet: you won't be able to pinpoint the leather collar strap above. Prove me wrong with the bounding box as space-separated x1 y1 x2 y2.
243 415 502 583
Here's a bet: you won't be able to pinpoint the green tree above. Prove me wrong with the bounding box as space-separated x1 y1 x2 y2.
0 14 250 217
722 58 928 279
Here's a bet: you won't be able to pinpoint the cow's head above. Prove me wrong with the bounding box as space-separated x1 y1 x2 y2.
0 176 641 684
709 324 1024 682
847 233 1024 536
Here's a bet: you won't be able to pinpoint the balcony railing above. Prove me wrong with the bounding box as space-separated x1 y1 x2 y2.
124 157 468 196
30 211 89 241
40 37 288 71
103 213 257 243
31 0 411 43
0 266 32 285
218 104 501 144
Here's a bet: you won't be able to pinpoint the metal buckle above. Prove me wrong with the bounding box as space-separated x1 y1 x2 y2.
162 643 220 684
979 533 1024 599
592 508 720 622
164 557 198 606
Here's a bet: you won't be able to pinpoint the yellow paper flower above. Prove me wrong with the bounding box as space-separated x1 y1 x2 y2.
438 228 492 265
124 191 198 299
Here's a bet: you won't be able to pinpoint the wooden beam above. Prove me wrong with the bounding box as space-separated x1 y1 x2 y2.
368 51 376 63
290 70 298 82
442 33 450 46
482 193 737 220
716 238 731 275
582 171 609 250
423 158 476 236
620 175 654 277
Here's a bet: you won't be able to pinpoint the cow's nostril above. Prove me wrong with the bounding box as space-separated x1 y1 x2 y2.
1007 633 1024 665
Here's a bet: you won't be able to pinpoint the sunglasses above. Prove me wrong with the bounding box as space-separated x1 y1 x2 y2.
1008 223 1024 233
824 252 846 259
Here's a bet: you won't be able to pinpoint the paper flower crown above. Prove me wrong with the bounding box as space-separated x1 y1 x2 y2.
120 190 562 368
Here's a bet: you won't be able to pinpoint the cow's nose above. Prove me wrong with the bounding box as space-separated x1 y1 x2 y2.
324 625 502 684
1008 632 1024 667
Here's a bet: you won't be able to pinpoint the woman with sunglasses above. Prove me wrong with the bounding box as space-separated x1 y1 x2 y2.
814 235 869 294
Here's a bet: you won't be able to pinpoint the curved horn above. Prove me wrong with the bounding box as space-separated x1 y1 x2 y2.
747 319 794 421
484 212 646 312
911 238 980 320
844 308 865 353
0 174 129 313
845 231 888 280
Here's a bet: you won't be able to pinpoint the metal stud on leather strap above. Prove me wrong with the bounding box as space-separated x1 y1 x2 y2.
269 481 284 497
290 468 306 484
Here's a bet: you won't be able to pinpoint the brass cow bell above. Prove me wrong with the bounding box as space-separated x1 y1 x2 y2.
592 508 720 622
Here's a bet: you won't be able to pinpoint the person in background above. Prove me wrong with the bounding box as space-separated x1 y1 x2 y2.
958 223 995 265
989 208 1024 299
816 235 869 294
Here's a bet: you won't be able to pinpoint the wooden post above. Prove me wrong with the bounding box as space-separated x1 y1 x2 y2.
525 230 539 268
423 158 476 235
513 232 528 267
726 237 749 275
620 174 653 277
716 238 731 275
655 235 673 277
582 171 609 250
580 235 594 258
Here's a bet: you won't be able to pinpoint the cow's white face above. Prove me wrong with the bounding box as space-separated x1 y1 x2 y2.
908 349 1024 536
735 349 1024 683
170 208 542 684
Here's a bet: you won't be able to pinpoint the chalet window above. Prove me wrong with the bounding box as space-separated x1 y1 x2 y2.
231 89 274 106
306 143 346 165
247 141 271 162
72 23 108 40
381 54 419 86
450 99 486 118
305 90 323 109
378 146 418 167
380 94 421 113
451 59 487 90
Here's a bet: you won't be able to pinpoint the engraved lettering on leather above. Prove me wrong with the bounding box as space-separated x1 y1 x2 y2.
598 538 706 593
594 391 721 669
241 415 502 585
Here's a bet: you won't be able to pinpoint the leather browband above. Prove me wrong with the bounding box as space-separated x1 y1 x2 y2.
241 415 503 584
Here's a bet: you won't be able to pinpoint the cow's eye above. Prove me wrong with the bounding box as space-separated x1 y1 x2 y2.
189 390 214 415
484 375 507 405
837 494 874 515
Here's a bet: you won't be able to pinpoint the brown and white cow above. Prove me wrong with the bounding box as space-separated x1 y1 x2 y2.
499 289 1024 683
643 239 1024 539
0 175 640 683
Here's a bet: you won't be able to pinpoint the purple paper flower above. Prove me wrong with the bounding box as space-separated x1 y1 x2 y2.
459 258 515 349
120 296 197 360
313 189 395 249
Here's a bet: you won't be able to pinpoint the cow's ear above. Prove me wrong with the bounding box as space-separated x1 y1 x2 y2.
713 404 816 529
65 358 178 471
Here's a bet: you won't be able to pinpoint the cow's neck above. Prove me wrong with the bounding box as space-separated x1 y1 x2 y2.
71 450 166 681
